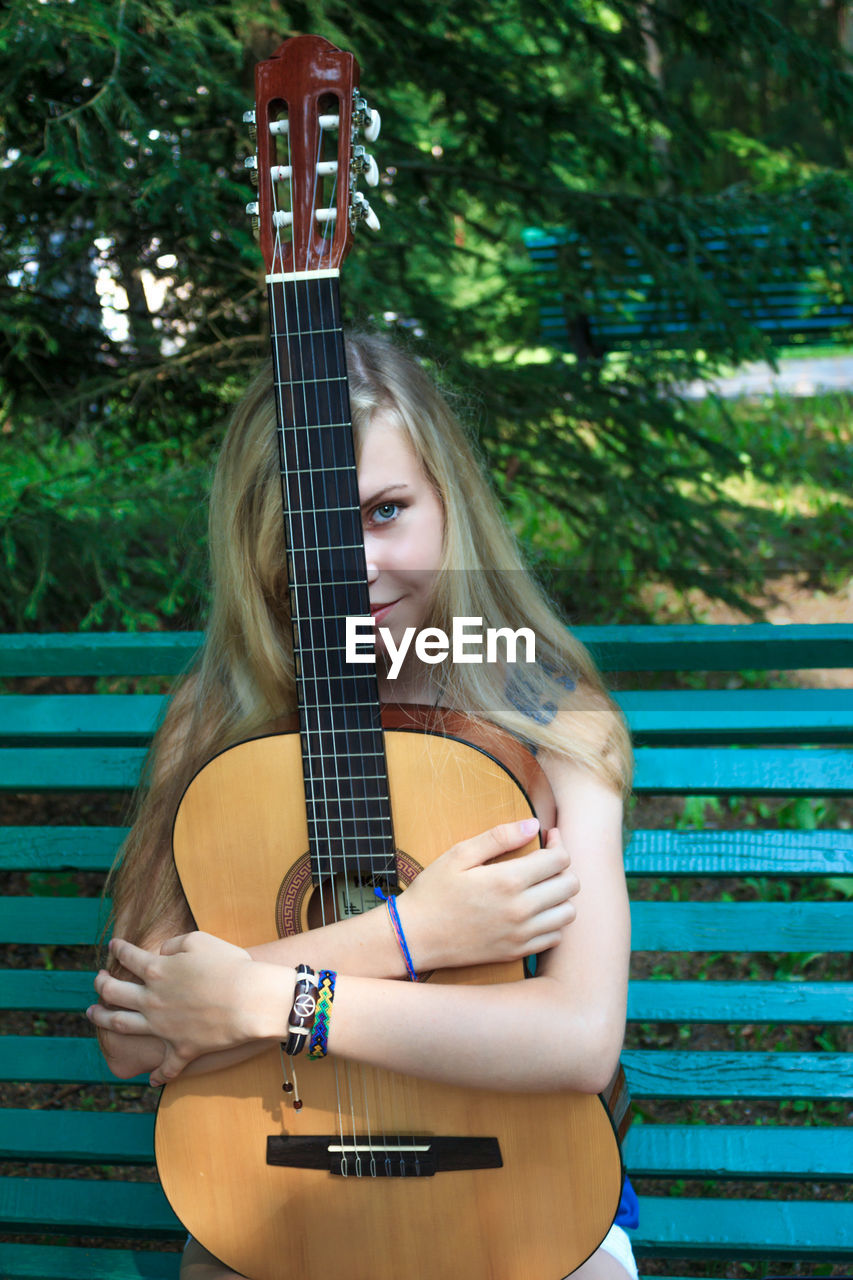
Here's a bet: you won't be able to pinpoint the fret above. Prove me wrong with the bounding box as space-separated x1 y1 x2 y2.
269 323 343 337
279 425 358 474
290 588 371 603
297 700 382 709
276 375 349 387
300 724 383 735
305 812 392 824
266 269 395 886
277 420 353 432
281 464 356 475
289 503 360 516
274 387 351 431
295 747 381 757
291 542 366 553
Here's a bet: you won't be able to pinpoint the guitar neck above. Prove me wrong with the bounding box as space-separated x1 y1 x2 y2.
269 273 396 882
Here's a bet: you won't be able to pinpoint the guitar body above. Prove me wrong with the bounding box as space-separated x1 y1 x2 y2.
153 36 624 1277
155 716 623 1280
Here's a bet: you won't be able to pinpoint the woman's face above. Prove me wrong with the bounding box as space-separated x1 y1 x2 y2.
357 409 445 659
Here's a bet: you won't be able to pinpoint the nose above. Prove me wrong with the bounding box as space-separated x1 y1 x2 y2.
364 539 379 584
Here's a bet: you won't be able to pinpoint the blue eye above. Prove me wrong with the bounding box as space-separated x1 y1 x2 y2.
372 502 399 524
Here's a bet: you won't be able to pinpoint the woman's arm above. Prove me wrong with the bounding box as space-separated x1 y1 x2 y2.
96 815 579 1080
91 761 628 1093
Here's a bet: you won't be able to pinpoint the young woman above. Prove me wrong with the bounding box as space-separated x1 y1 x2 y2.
89 333 637 1280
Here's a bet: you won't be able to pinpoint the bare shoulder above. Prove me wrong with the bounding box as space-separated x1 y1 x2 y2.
537 703 626 860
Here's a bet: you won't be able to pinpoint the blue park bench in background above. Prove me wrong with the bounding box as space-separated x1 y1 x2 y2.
0 624 851 1276
523 226 853 357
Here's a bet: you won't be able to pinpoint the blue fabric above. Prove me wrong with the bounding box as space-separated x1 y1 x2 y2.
614 1175 640 1229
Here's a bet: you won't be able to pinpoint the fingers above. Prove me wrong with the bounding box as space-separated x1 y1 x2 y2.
93 969 146 1010
159 933 195 956
150 1052 186 1088
108 938 155 978
453 817 541 868
86 1002 151 1036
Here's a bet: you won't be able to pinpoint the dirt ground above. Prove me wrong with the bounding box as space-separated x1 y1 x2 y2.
641 571 853 689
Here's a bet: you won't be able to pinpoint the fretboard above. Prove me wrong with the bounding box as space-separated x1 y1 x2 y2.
269 275 396 883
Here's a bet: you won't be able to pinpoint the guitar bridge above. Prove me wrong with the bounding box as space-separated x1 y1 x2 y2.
267 1134 502 1177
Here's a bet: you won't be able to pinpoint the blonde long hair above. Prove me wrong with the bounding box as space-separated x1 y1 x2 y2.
106 333 632 951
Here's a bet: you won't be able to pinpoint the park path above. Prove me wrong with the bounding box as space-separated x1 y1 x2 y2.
682 352 853 399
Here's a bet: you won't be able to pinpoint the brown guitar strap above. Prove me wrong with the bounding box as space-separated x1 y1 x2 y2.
601 1062 633 1145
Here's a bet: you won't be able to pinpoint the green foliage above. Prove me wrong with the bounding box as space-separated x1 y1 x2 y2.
2 0 853 624
0 418 208 628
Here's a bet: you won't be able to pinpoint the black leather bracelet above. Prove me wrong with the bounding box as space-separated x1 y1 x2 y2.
283 964 319 1056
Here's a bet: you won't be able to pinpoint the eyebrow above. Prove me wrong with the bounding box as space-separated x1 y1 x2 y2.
359 483 411 510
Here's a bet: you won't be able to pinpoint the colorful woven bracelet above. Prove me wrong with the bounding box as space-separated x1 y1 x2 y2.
284 963 318 1057
374 887 419 982
307 969 337 1060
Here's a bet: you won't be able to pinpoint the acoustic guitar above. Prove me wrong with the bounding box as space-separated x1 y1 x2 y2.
154 35 624 1279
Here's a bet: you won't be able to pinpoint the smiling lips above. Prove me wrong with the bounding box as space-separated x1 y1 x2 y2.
370 599 401 623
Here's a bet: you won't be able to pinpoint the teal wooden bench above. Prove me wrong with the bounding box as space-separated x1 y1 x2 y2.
523 227 853 357
2 625 851 1277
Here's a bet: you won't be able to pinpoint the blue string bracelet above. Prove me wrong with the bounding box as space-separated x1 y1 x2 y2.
308 970 337 1060
374 887 419 982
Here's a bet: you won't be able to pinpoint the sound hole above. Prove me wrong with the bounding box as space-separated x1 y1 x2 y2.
275 850 423 938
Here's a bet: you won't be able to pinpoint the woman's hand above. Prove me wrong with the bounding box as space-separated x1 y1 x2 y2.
399 818 579 972
87 932 283 1086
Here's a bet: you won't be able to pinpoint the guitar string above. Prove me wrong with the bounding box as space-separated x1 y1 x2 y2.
316 100 390 1178
306 106 382 1175
310 112 369 1175
272 109 350 1145
324 112 386 1177
319 108 383 1176
274 94 398 1179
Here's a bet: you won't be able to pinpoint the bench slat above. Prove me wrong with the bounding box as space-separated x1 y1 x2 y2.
3 826 851 877
1 697 164 745
0 634 200 678
624 828 853 876
4 970 848 1025
631 901 852 951
4 1109 849 1181
632 1195 852 1258
625 1124 853 1180
0 1177 181 1236
620 689 853 744
578 623 853 671
0 827 124 872
627 979 848 1022
0 1110 155 1163
0 971 96 1009
4 745 852 793
0 1245 180 1280
3 625 851 675
6 690 853 746
2 1038 848 1097
4 897 849 952
634 746 853 795
624 1049 852 1099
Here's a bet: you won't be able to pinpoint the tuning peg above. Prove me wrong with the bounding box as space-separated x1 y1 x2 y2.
352 94 381 143
244 155 258 187
243 108 257 143
351 191 380 232
353 146 379 187
364 109 381 143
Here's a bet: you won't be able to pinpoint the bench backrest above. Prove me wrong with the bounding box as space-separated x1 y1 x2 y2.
1 625 851 1276
523 227 853 353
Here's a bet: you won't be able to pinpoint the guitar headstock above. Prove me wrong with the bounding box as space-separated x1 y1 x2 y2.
245 35 381 277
